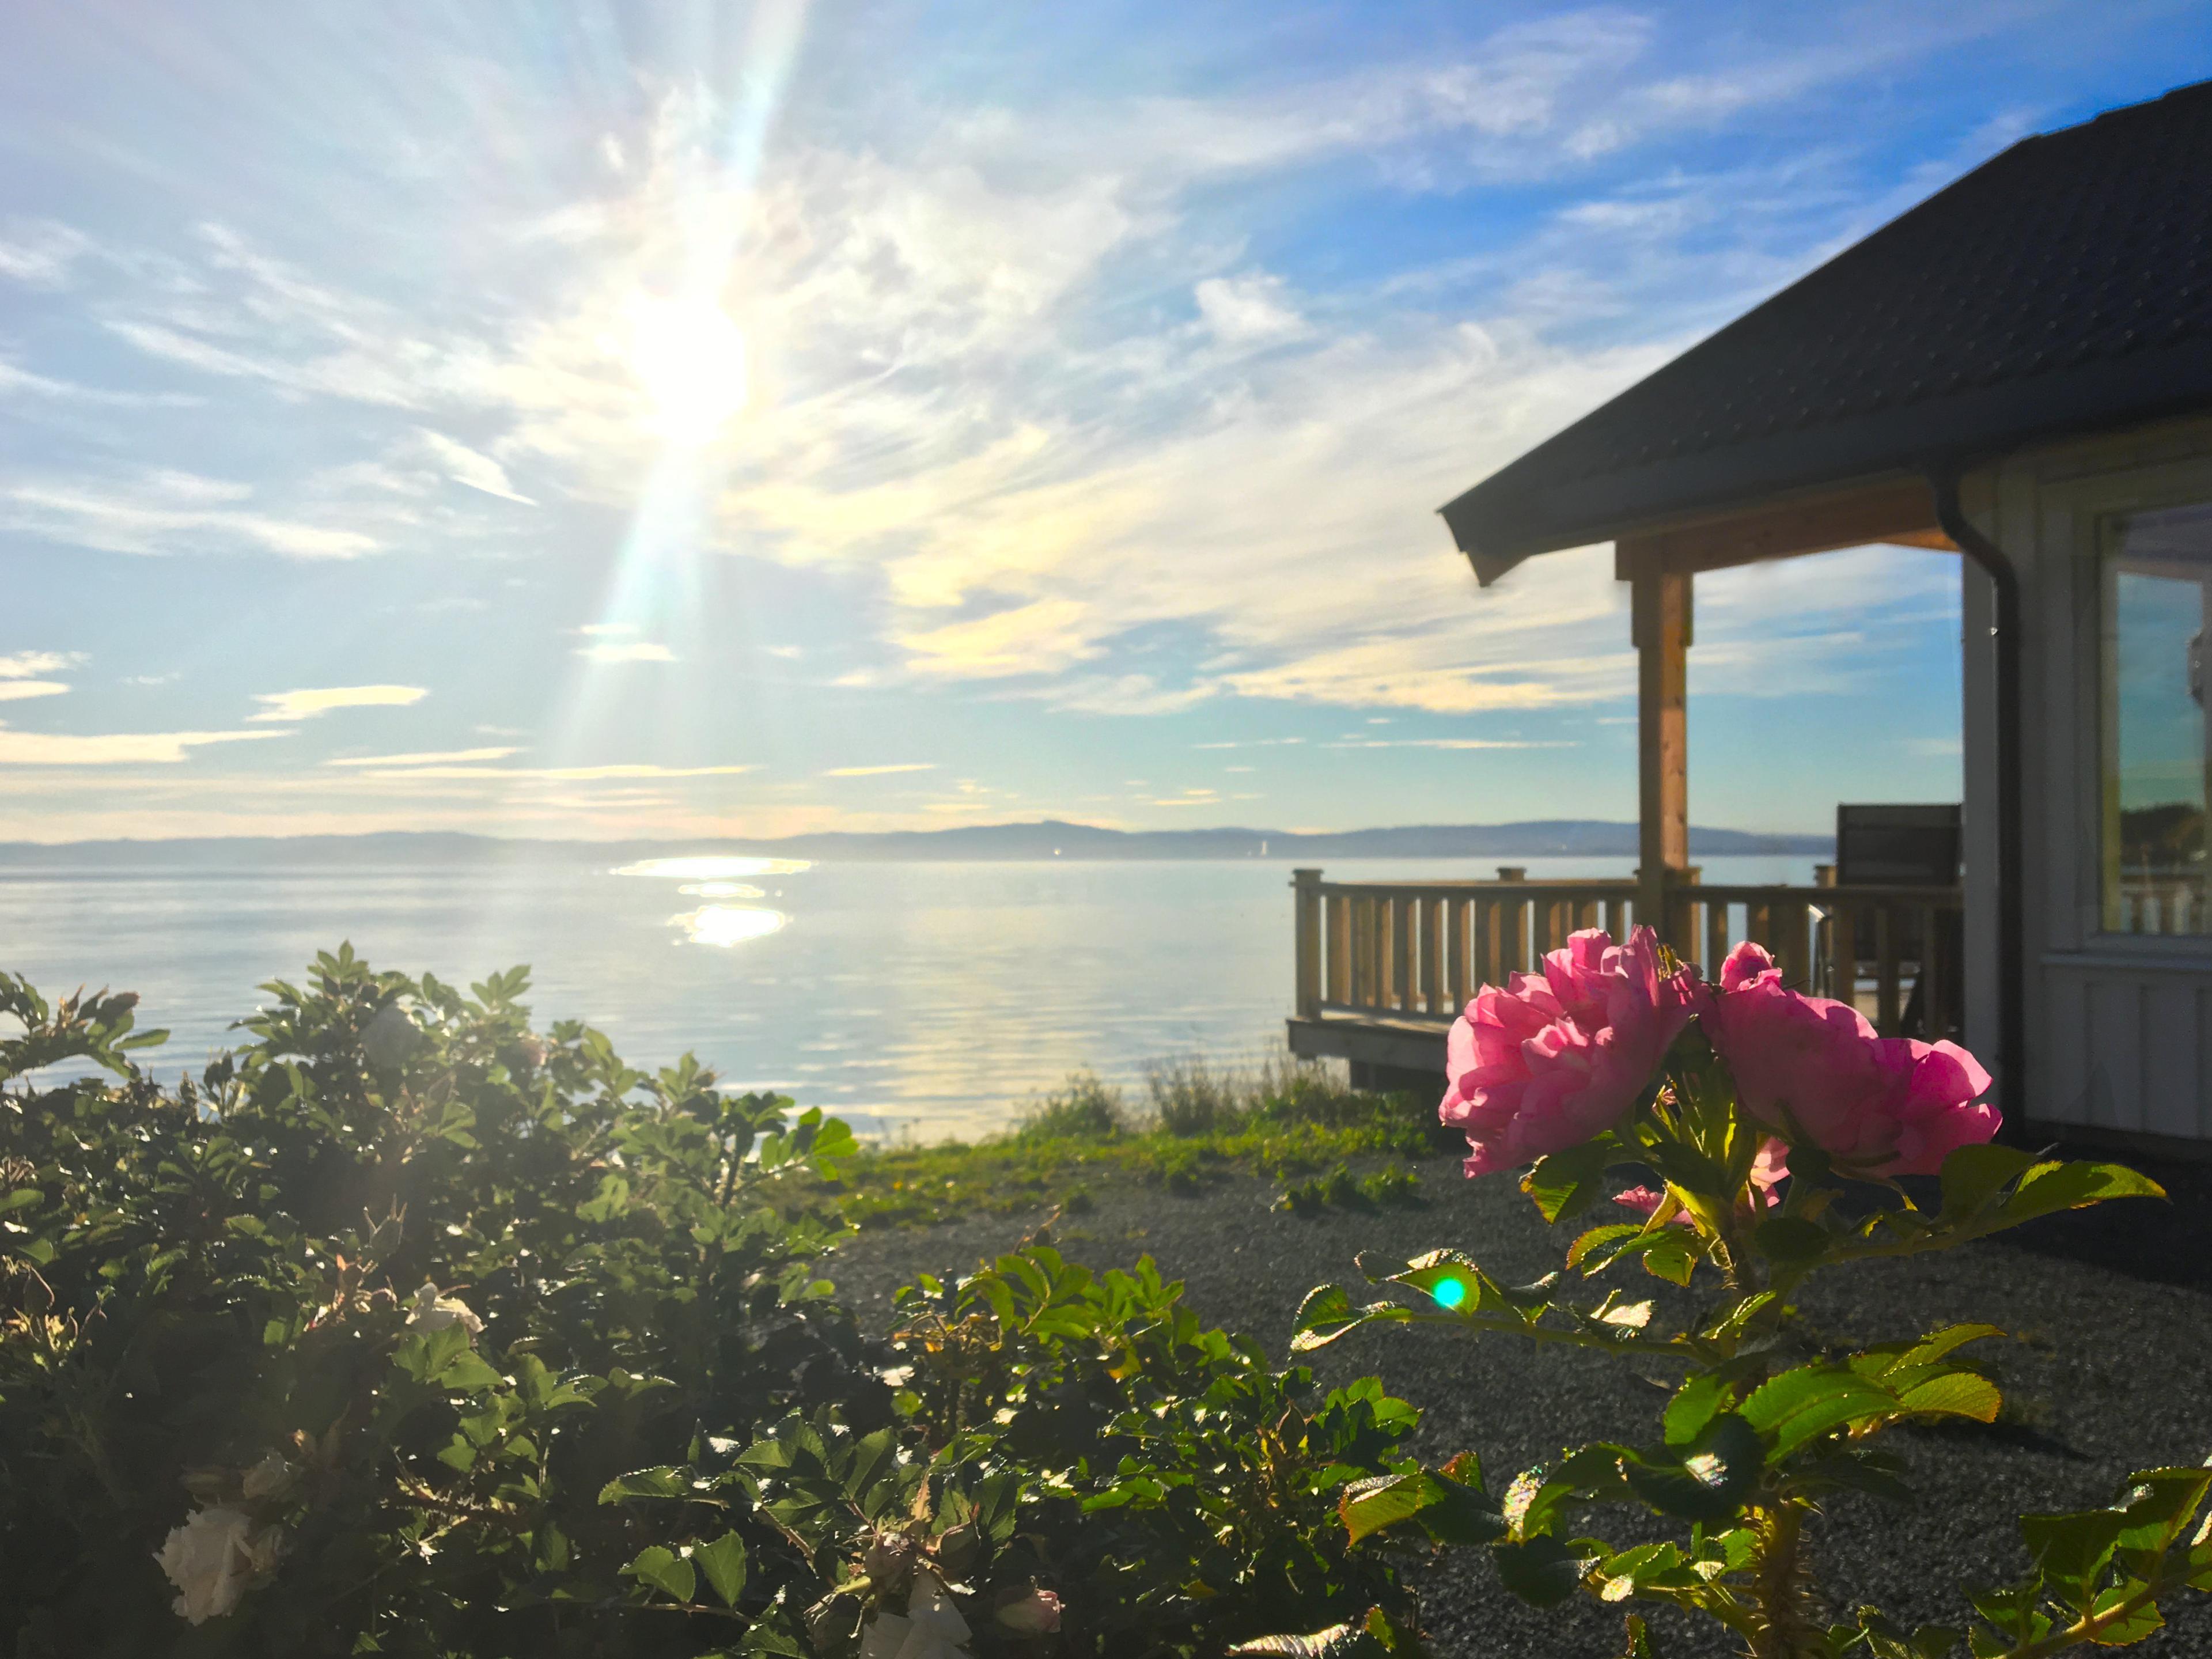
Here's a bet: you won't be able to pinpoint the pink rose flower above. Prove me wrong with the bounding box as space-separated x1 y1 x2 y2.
1440 926 1706 1176
1702 942 1998 1177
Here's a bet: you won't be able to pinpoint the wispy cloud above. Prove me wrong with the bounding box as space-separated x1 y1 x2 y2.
3 471 380 559
416 429 535 505
0 723 287 765
575 640 677 664
249 684 427 722
0 650 84 679
0 681 70 702
355 762 753 781
822 763 936 777
324 747 520 768
0 219 93 288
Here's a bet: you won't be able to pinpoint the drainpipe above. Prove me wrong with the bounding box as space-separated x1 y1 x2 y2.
1925 465 2027 1132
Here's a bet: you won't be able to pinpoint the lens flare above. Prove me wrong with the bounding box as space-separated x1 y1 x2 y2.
1430 1275 1469 1310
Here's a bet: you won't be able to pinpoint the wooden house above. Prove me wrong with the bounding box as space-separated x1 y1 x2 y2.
1290 79 2212 1149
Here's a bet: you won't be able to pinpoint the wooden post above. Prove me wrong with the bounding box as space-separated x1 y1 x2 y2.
1626 546 1691 948
1293 869 1322 1020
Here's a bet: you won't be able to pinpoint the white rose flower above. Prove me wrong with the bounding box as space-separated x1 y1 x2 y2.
239 1450 294 1501
154 1505 285 1624
995 1586 1062 1634
858 1569 972 1659
406 1281 483 1341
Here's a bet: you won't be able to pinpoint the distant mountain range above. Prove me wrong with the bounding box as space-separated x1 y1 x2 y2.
0 819 1831 864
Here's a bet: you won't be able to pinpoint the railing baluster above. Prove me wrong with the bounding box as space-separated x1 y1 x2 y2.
1874 904 1900 1035
1392 895 1415 1013
1327 893 1350 1006
1706 899 1730 977
1426 897 1448 1014
1829 900 1858 1020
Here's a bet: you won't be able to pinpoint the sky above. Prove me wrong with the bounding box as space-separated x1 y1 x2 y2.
0 1 2204 844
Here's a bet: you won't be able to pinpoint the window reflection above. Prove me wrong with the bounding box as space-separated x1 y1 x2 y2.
2103 503 2211 934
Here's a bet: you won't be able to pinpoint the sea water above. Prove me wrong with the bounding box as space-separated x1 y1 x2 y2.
0 853 1821 1139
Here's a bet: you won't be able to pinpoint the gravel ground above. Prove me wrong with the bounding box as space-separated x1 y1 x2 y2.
826 1152 2212 1658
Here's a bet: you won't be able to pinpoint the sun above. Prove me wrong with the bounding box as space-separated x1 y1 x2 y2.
625 292 748 441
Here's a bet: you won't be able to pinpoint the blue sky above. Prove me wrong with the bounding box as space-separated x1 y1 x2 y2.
0 1 2203 843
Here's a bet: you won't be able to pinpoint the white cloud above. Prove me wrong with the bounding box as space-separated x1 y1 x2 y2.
3 471 380 559
823 763 937 777
0 219 93 288
575 640 677 664
1194 273 1307 343
0 358 200 407
249 684 427 722
0 681 70 702
0 650 85 679
355 762 752 781
0 723 287 766
1046 675 1216 716
416 429 536 505
324 747 520 767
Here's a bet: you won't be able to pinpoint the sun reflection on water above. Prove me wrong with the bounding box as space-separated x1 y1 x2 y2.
672 904 789 948
615 856 811 880
679 881 765 898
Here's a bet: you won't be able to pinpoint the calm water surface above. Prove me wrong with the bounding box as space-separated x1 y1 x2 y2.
0 854 1820 1138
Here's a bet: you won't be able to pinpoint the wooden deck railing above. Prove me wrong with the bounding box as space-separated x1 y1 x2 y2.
1291 869 1966 1041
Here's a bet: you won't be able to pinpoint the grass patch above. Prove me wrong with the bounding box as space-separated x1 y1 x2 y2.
815 1058 1452 1229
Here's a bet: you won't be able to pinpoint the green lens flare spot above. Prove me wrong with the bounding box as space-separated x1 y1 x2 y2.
1431 1275 1469 1310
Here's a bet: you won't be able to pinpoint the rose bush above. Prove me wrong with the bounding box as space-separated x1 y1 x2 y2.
1276 927 2205 1658
1 950 1427 1657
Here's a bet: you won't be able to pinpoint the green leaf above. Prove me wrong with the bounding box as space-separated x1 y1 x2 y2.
1938 1145 2037 1218
2113 1468 2212 1552
1226 1625 1374 1658
2020 1508 2129 1609
392 1323 471 1384
623 1544 696 1603
599 1466 690 1504
692 1532 748 1607
1751 1215 1830 1264
1638 1229 1705 1287
1493 1535 1593 1607
437 1350 504 1393
1894 1372 2002 1423
1738 1367 1897 1461
1567 1223 1645 1272
1339 1468 1503 1547
1522 1140 1619 1224
1622 1414 1763 1522
1662 1372 1732 1448
1997 1161 2165 1226
1294 1283 1357 1338
2085 1580 2162 1646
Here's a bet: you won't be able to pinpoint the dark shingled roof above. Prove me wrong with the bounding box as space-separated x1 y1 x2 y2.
1444 79 2212 585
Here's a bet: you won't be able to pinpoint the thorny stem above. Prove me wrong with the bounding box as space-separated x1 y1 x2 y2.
1747 1501 1824 1659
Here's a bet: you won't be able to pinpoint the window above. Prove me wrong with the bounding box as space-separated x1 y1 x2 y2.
2101 502 2212 935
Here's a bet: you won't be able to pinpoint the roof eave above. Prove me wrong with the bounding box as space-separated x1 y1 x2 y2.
1444 338 2212 586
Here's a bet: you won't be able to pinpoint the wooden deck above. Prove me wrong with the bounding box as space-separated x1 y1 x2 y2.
1285 868 1965 1088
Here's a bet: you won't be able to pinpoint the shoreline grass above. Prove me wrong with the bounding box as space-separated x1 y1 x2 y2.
811 1055 1455 1228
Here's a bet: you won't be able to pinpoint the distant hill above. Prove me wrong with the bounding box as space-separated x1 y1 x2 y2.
0 819 1831 865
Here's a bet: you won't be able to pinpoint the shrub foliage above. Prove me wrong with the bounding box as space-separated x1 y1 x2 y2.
0 953 1423 1657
